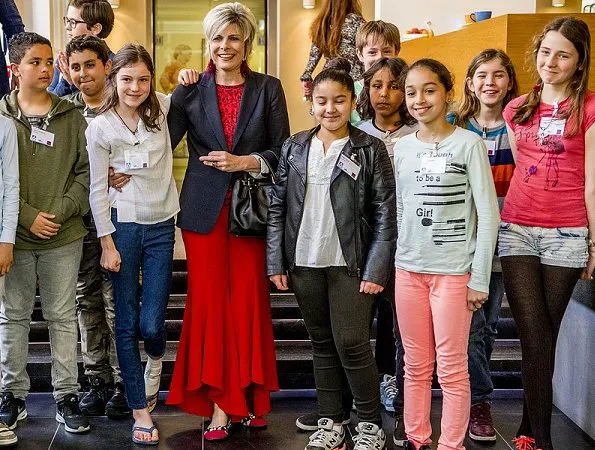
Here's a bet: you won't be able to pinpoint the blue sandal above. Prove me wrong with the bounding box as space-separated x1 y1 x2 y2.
132 424 159 446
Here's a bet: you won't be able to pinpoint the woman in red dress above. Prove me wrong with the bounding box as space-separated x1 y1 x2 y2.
165 2 290 441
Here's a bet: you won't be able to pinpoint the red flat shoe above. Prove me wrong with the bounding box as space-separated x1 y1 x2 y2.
204 419 231 441
240 413 267 429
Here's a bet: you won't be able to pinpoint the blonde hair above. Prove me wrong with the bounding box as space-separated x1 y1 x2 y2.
203 2 257 58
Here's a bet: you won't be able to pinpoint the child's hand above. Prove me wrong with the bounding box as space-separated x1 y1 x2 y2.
57 51 73 85
581 252 595 280
270 274 289 290
178 69 199 86
101 248 121 272
467 287 488 311
108 167 132 192
360 281 384 295
0 243 14 276
30 212 61 239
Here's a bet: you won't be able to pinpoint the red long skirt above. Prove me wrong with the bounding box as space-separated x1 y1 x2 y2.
166 205 278 418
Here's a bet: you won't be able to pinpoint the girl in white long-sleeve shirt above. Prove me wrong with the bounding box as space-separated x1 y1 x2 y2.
394 59 499 450
85 43 179 446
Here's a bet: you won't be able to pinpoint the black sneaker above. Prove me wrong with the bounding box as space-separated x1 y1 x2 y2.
105 383 132 419
296 411 351 431
79 376 109 416
0 393 27 430
56 394 90 433
403 440 430 450
393 416 406 447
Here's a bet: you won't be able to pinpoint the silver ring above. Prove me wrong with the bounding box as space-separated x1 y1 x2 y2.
213 161 217 167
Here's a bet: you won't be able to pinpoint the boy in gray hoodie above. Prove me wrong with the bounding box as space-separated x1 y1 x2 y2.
0 32 90 435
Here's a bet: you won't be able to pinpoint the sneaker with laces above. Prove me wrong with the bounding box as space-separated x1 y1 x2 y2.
296 411 351 431
0 422 17 447
469 401 496 441
79 376 109 416
305 418 346 450
379 375 397 413
0 393 27 430
392 415 406 447
352 422 386 450
105 382 132 419
56 394 90 433
512 435 539 450
403 440 430 450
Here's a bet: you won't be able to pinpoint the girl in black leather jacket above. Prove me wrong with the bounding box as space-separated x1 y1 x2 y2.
267 59 396 450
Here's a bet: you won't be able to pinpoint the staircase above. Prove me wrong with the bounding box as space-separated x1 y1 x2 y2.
26 259 522 392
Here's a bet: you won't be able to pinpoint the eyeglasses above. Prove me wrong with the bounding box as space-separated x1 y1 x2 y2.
63 17 87 28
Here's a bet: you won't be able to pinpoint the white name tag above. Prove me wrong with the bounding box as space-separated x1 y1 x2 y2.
420 154 447 174
337 153 361 180
30 127 54 147
539 117 566 137
124 151 149 169
484 140 497 156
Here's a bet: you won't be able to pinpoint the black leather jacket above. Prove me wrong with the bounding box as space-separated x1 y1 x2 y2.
266 125 397 286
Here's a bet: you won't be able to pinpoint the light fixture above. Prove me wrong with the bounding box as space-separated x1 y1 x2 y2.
108 0 120 8
303 0 315 9
552 0 565 6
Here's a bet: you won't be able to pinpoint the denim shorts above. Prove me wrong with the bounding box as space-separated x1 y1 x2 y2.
498 222 588 268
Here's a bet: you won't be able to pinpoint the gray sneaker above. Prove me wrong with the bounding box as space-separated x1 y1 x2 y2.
0 422 17 447
352 422 386 450
305 418 346 450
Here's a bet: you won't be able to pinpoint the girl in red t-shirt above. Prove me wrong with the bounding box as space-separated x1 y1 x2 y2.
499 17 595 450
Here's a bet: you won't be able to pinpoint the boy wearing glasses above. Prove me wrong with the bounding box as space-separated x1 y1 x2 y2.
49 0 114 96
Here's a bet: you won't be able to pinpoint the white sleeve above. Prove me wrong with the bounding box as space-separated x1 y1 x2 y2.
86 120 115 237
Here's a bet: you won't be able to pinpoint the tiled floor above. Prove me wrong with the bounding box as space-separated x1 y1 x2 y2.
10 393 595 449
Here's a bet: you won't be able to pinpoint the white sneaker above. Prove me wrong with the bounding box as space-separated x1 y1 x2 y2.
379 374 397 412
353 422 386 450
144 356 162 412
305 418 346 450
0 422 17 447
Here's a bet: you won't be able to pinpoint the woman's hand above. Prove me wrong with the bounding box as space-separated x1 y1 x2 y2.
100 235 121 272
302 80 312 99
467 287 488 311
199 151 257 173
108 167 132 192
270 274 289 291
178 69 199 86
581 252 595 280
360 281 384 295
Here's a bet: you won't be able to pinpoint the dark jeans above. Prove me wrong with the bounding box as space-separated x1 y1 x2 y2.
290 266 381 424
110 213 175 410
468 272 504 404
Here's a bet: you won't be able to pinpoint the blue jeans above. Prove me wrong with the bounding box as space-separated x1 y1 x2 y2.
109 212 174 410
468 272 504 404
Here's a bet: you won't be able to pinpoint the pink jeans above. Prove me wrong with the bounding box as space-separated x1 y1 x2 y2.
395 269 473 450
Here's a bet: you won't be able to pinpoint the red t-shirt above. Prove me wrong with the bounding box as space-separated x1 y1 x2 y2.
502 91 595 227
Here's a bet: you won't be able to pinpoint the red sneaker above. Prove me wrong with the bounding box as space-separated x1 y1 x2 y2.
512 435 537 450
468 402 496 441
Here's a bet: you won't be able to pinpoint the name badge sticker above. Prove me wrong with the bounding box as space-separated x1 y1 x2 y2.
337 153 361 180
124 151 149 170
30 127 55 147
484 140 497 156
420 154 447 174
539 117 566 137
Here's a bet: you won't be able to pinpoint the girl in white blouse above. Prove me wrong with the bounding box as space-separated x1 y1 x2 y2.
86 43 179 446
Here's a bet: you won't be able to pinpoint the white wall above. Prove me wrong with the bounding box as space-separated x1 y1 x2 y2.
375 0 536 36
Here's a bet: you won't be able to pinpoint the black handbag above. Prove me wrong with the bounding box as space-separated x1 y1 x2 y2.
228 162 276 237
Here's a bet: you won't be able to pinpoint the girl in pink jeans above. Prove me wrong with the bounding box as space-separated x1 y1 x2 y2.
393 59 499 450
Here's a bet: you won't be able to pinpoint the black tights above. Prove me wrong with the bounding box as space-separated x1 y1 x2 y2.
501 256 582 450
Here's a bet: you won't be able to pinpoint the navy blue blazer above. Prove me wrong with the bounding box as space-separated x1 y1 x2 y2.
168 71 290 234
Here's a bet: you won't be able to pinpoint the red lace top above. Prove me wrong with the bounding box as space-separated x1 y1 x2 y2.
216 84 245 151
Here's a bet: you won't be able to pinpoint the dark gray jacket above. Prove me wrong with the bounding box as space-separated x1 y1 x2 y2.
168 71 290 234
267 125 397 286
